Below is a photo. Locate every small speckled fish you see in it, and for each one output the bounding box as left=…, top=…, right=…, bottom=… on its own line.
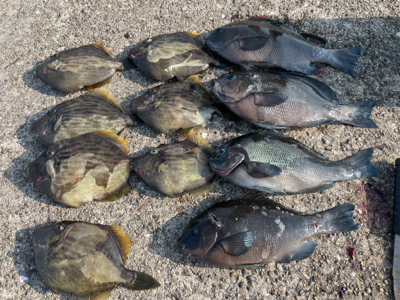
left=36, top=42, right=123, bottom=93
left=132, top=75, right=219, bottom=134
left=209, top=131, right=380, bottom=195
left=24, top=130, right=132, bottom=207
left=206, top=17, right=362, bottom=76
left=33, top=221, right=160, bottom=299
left=211, top=71, right=377, bottom=129
left=129, top=31, right=213, bottom=81
left=31, top=88, right=136, bottom=146
left=179, top=195, right=359, bottom=268
left=131, top=127, right=215, bottom=197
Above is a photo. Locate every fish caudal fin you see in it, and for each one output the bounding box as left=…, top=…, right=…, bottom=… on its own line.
left=340, top=148, right=381, bottom=179
left=316, top=203, right=359, bottom=235
left=336, top=101, right=377, bottom=128
left=327, top=47, right=363, bottom=76
left=126, top=272, right=160, bottom=290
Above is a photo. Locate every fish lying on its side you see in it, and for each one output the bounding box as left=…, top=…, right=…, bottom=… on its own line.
left=206, top=17, right=362, bottom=76
left=209, top=131, right=380, bottom=195
left=36, top=42, right=123, bottom=93
left=211, top=71, right=377, bottom=129
left=179, top=195, right=359, bottom=268
left=31, top=88, right=136, bottom=146
left=33, top=221, right=160, bottom=299
left=24, top=130, right=132, bottom=207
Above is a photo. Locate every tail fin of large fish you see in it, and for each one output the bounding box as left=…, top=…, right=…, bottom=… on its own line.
left=125, top=271, right=160, bottom=290
left=340, top=148, right=381, bottom=179
left=336, top=100, right=377, bottom=128
left=327, top=47, right=363, bottom=76
left=317, top=203, right=359, bottom=235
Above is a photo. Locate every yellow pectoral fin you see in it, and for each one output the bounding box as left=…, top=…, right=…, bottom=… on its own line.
left=108, top=225, right=133, bottom=263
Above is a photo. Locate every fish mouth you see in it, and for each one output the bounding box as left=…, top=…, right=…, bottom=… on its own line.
left=137, top=95, right=156, bottom=110
left=209, top=154, right=245, bottom=176
left=34, top=131, right=46, bottom=137
left=136, top=168, right=149, bottom=175
left=36, top=175, right=46, bottom=185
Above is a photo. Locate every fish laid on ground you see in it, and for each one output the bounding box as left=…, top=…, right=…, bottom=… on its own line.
left=31, top=88, right=136, bottom=146
left=33, top=221, right=160, bottom=299
left=206, top=17, right=363, bottom=76
left=132, top=75, right=219, bottom=134
left=131, top=127, right=215, bottom=197
left=211, top=71, right=377, bottom=129
left=36, top=42, right=123, bottom=93
left=208, top=131, right=380, bottom=195
left=179, top=195, right=359, bottom=268
left=24, top=130, right=132, bottom=207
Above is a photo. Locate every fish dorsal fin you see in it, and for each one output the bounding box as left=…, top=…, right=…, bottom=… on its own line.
left=180, top=125, right=213, bottom=154
left=108, top=225, right=133, bottom=263
left=186, top=75, right=211, bottom=96
left=91, top=87, right=123, bottom=111
left=92, top=41, right=114, bottom=58
left=83, top=288, right=114, bottom=300
left=95, top=130, right=129, bottom=154
left=185, top=31, right=201, bottom=38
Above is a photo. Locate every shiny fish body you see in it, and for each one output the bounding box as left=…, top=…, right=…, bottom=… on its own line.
left=179, top=196, right=359, bottom=268
left=36, top=42, right=123, bottom=93
left=211, top=71, right=377, bottom=129
left=129, top=32, right=212, bottom=81
left=206, top=17, right=362, bottom=76
left=208, top=132, right=380, bottom=195
left=33, top=221, right=160, bottom=298
left=25, top=131, right=132, bottom=207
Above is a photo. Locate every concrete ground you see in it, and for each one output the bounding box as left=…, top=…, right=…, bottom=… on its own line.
left=0, top=0, right=399, bottom=299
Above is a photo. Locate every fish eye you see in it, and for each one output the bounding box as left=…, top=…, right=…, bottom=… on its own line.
left=57, top=225, right=64, bottom=231
left=218, top=149, right=226, bottom=156
left=227, top=74, right=235, bottom=80
left=216, top=28, right=222, bottom=34
left=150, top=149, right=158, bottom=155
left=46, top=149, right=55, bottom=157
left=189, top=228, right=198, bottom=237
left=146, top=38, right=152, bottom=43
left=49, top=108, right=56, bottom=114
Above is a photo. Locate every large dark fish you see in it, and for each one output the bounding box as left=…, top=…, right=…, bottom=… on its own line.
left=179, top=195, right=359, bottom=268
left=208, top=132, right=380, bottom=195
left=33, top=221, right=160, bottom=299
left=36, top=42, right=123, bottom=93
left=206, top=17, right=362, bottom=76
left=211, top=71, right=377, bottom=129
left=31, top=88, right=136, bottom=146
left=132, top=76, right=219, bottom=134
left=24, top=131, right=132, bottom=207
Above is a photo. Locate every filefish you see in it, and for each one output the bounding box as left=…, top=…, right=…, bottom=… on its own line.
left=24, top=130, right=132, bottom=207
left=179, top=195, right=359, bottom=268
left=33, top=221, right=160, bottom=299
left=36, top=42, right=123, bottom=93
left=208, top=131, right=380, bottom=195
left=206, top=17, right=363, bottom=76
left=211, top=71, right=377, bottom=129
left=31, top=88, right=136, bottom=146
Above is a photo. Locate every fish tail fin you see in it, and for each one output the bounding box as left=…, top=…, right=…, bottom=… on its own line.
left=340, top=148, right=381, bottom=179
left=181, top=125, right=213, bottom=154
left=317, top=203, right=359, bottom=235
left=327, top=47, right=362, bottom=76
left=125, top=272, right=160, bottom=290
left=336, top=100, right=377, bottom=128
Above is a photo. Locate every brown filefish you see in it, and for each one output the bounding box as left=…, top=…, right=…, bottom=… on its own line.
left=211, top=71, right=377, bottom=129
left=24, top=130, right=132, bottom=207
left=206, top=17, right=363, bottom=76
left=31, top=88, right=136, bottom=146
left=33, top=221, right=160, bottom=299
left=179, top=195, right=359, bottom=268
left=36, top=42, right=123, bottom=93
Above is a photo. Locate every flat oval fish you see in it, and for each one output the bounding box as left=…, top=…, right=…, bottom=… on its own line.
left=129, top=31, right=212, bottom=81
left=132, top=75, right=219, bottom=134
left=24, top=130, right=132, bottom=207
left=208, top=131, right=381, bottom=195
left=206, top=17, right=363, bottom=76
left=36, top=42, right=123, bottom=93
left=211, top=71, right=377, bottom=129
left=31, top=88, right=136, bottom=146
left=131, top=127, right=215, bottom=197
left=179, top=195, right=359, bottom=268
left=33, top=221, right=160, bottom=299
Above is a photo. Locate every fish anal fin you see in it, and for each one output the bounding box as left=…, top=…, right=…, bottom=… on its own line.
left=253, top=92, right=288, bottom=107
left=95, top=130, right=129, bottom=154
left=298, top=182, right=334, bottom=194
left=97, top=183, right=131, bottom=203
left=86, top=74, right=116, bottom=91
left=108, top=225, right=133, bottom=263
left=220, top=231, right=253, bottom=256
left=239, top=36, right=270, bottom=51
left=188, top=178, right=215, bottom=196
left=245, top=162, right=281, bottom=178
left=91, top=87, right=123, bottom=111
left=92, top=41, right=114, bottom=58
left=82, top=288, right=114, bottom=300
left=277, top=241, right=317, bottom=263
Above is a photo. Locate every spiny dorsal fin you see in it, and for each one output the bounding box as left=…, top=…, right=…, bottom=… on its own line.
left=92, top=41, right=114, bottom=58
left=83, top=288, right=114, bottom=300
left=108, top=225, right=133, bottom=263
left=95, top=129, right=128, bottom=154
left=186, top=75, right=211, bottom=96
left=91, top=87, right=123, bottom=111
left=180, top=125, right=213, bottom=154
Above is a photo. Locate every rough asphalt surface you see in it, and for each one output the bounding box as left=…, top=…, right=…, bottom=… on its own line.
left=1, top=0, right=399, bottom=299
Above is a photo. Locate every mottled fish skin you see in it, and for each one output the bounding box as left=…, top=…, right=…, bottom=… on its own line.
left=206, top=17, right=362, bottom=76
left=36, top=43, right=123, bottom=93
left=33, top=221, right=160, bottom=297
left=208, top=132, right=380, bottom=194
left=129, top=32, right=212, bottom=81
left=24, top=132, right=132, bottom=207
left=31, top=93, right=134, bottom=146
left=211, top=71, right=377, bottom=129
left=132, top=79, right=217, bottom=134
left=179, top=196, right=359, bottom=268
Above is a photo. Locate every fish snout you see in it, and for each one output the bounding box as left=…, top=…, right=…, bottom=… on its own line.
left=208, top=159, right=231, bottom=176
left=23, top=166, right=30, bottom=178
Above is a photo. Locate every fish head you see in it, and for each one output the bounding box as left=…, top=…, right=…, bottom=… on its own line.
left=211, top=72, right=255, bottom=103
left=131, top=86, right=161, bottom=112
left=206, top=27, right=240, bottom=51
left=208, top=145, right=246, bottom=176
left=35, top=56, right=70, bottom=91
left=129, top=39, right=154, bottom=61
left=131, top=145, right=167, bottom=181
left=30, top=107, right=63, bottom=146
